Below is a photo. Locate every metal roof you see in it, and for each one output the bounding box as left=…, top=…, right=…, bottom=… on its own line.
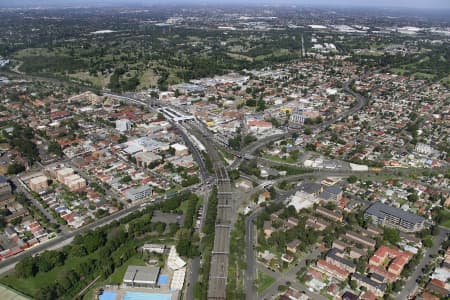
left=365, top=202, right=425, bottom=224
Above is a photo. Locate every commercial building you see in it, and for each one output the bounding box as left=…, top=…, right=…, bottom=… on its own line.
left=116, top=119, right=132, bottom=132
left=119, top=137, right=169, bottom=155
left=365, top=202, right=426, bottom=232
left=125, top=185, right=152, bottom=202
left=142, top=244, right=166, bottom=254
left=415, top=143, right=434, bottom=155
left=247, top=120, right=273, bottom=134
left=288, top=191, right=318, bottom=212
left=123, top=266, right=160, bottom=288
left=135, top=152, right=162, bottom=168
left=29, top=175, right=49, bottom=192
left=170, top=143, right=189, bottom=156
left=64, top=174, right=87, bottom=191
left=319, top=186, right=343, bottom=202
left=56, top=167, right=75, bottom=183
left=289, top=108, right=306, bottom=127
left=54, top=167, right=86, bottom=191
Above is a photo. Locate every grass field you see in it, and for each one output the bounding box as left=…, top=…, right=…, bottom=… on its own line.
left=138, top=69, right=159, bottom=89
left=14, top=48, right=58, bottom=58
left=0, top=254, right=91, bottom=297
left=70, top=72, right=111, bottom=88
left=389, top=68, right=408, bottom=75
left=256, top=271, right=276, bottom=294
left=262, top=153, right=298, bottom=164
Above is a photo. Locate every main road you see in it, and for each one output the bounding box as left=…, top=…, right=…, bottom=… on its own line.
left=229, top=76, right=368, bottom=171
left=0, top=182, right=203, bottom=275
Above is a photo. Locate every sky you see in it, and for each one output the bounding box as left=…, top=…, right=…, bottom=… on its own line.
left=1, top=0, right=450, bottom=10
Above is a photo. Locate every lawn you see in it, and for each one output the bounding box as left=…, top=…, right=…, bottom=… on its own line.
left=389, top=68, right=407, bottom=75
left=70, top=71, right=111, bottom=88
left=256, top=271, right=276, bottom=294
left=0, top=243, right=148, bottom=297
left=439, top=210, right=450, bottom=229
left=0, top=254, right=91, bottom=297
left=263, top=153, right=297, bottom=164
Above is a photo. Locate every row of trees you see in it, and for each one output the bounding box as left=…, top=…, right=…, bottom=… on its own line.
left=3, top=124, right=40, bottom=165
left=176, top=193, right=200, bottom=257
left=13, top=192, right=203, bottom=299
left=194, top=188, right=218, bottom=300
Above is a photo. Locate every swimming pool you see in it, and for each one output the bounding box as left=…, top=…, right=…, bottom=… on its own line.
left=98, top=291, right=117, bottom=300
left=123, top=292, right=172, bottom=300
left=158, top=275, right=169, bottom=285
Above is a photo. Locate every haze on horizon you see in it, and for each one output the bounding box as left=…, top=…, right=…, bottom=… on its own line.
left=2, top=0, right=450, bottom=10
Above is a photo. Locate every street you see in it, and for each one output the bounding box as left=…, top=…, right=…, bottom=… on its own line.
left=397, top=227, right=449, bottom=299
left=257, top=248, right=326, bottom=300
left=245, top=208, right=262, bottom=300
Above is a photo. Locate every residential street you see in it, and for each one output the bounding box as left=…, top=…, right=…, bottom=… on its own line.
left=257, top=247, right=326, bottom=300
left=245, top=208, right=262, bottom=300
left=397, top=227, right=449, bottom=299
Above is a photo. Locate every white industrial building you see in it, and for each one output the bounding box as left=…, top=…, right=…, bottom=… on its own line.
left=116, top=119, right=132, bottom=133
left=123, top=266, right=161, bottom=288
left=288, top=191, right=319, bottom=212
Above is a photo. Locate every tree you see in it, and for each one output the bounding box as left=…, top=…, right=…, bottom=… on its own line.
left=407, top=192, right=419, bottom=202
left=347, top=175, right=358, bottom=183
left=35, top=285, right=57, bottom=300
left=349, top=279, right=357, bottom=290
left=228, top=170, right=240, bottom=181
left=383, top=227, right=400, bottom=245
left=305, top=143, right=316, bottom=151
left=48, top=141, right=63, bottom=157
left=243, top=134, right=257, bottom=145
left=70, top=244, right=88, bottom=257
left=423, top=236, right=433, bottom=248
left=228, top=135, right=241, bottom=151
left=15, top=256, right=37, bottom=278
left=120, top=175, right=132, bottom=184
left=290, top=150, right=300, bottom=161
left=118, top=134, right=128, bottom=143
left=7, top=163, right=25, bottom=175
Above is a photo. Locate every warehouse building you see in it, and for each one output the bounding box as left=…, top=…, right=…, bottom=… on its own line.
left=123, top=266, right=161, bottom=288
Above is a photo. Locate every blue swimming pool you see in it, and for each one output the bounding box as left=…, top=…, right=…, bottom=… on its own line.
left=99, top=291, right=117, bottom=300
left=123, top=292, right=172, bottom=300
left=158, top=275, right=169, bottom=285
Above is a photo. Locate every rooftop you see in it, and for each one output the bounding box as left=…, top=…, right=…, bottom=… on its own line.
left=123, top=265, right=160, bottom=285
left=365, top=201, right=425, bottom=224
